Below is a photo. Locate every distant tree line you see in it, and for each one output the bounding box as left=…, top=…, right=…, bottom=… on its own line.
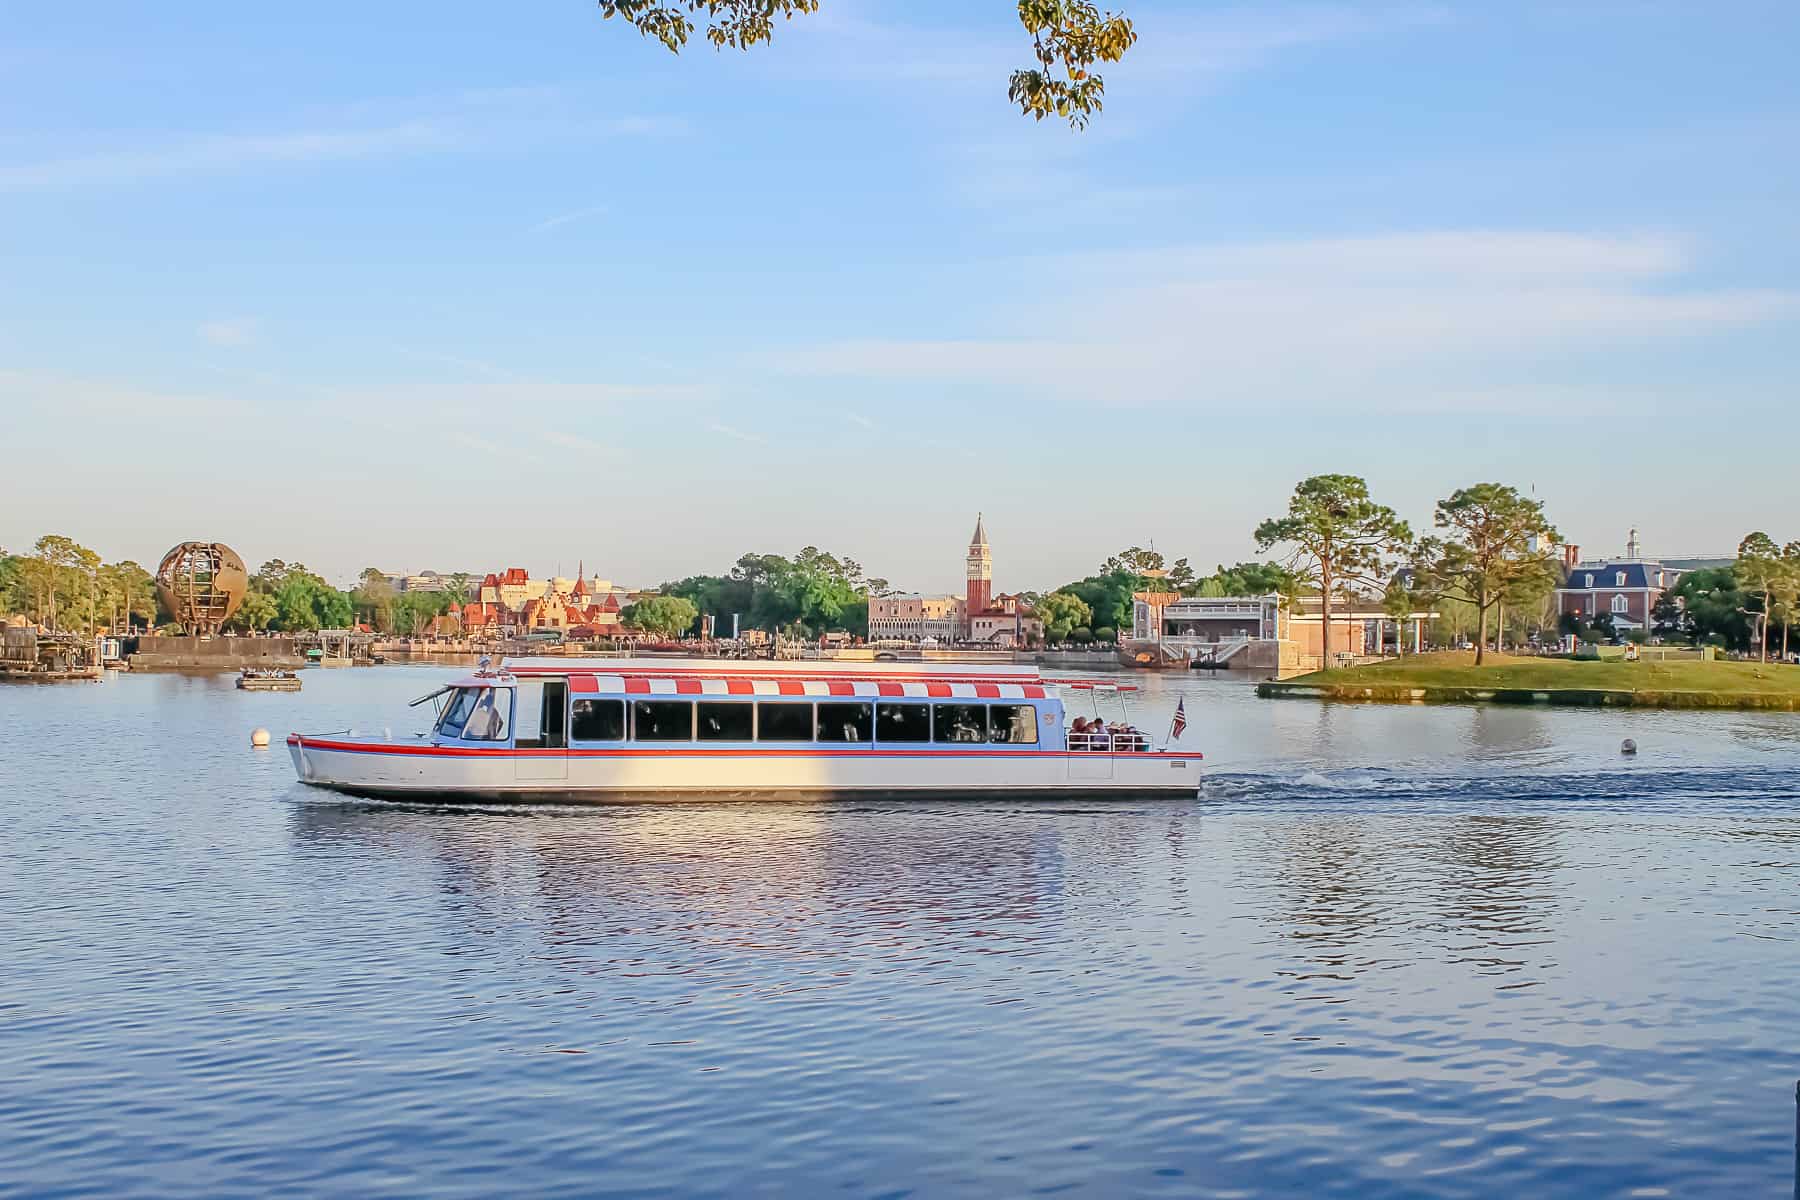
left=0, top=535, right=156, bottom=634
left=657, top=548, right=874, bottom=639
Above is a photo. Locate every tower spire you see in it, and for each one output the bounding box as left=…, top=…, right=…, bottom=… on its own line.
left=965, top=512, right=993, bottom=627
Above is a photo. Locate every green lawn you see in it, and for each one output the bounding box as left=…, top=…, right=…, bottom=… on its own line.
left=1291, top=651, right=1800, bottom=697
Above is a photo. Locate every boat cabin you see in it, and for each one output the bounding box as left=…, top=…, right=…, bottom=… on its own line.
left=421, top=658, right=1071, bottom=752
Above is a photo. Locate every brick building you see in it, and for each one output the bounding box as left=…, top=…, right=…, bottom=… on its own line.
left=1554, top=531, right=1685, bottom=635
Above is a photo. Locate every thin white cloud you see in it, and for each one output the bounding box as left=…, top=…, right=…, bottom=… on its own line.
left=0, top=122, right=453, bottom=191
left=528, top=205, right=608, bottom=234
left=757, top=231, right=1797, bottom=413
left=843, top=413, right=877, bottom=430
left=447, top=431, right=542, bottom=464
left=707, top=422, right=766, bottom=445
left=0, top=369, right=241, bottom=423
left=543, top=430, right=621, bottom=457
left=197, top=317, right=259, bottom=347
left=0, top=88, right=683, bottom=192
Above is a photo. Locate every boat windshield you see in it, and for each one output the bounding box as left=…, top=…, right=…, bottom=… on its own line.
left=459, top=687, right=510, bottom=741
left=437, top=688, right=479, bottom=737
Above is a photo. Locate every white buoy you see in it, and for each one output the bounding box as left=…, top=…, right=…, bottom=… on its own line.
left=1620, top=738, right=1637, bottom=756
left=251, top=727, right=271, bottom=748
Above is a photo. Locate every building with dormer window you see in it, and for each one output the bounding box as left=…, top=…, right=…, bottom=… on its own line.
left=1554, top=530, right=1686, bottom=634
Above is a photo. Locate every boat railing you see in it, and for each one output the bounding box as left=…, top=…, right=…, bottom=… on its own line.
left=1067, top=730, right=1153, bottom=754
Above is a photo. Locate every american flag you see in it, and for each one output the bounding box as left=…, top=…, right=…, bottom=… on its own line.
left=1169, top=697, right=1187, bottom=741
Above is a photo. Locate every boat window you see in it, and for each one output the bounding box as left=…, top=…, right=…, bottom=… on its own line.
left=817, top=702, right=873, bottom=743
left=461, top=688, right=511, bottom=741
left=437, top=688, right=479, bottom=737
left=757, top=702, right=814, bottom=742
left=876, top=702, right=931, bottom=742
left=698, top=701, right=754, bottom=741
left=513, top=680, right=545, bottom=747
left=988, top=704, right=1038, bottom=745
left=571, top=698, right=625, bottom=741
left=633, top=700, right=693, bottom=741
left=933, top=703, right=987, bottom=744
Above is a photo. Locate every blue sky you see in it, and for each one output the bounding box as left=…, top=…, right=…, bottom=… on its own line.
left=3, top=1, right=1796, bottom=591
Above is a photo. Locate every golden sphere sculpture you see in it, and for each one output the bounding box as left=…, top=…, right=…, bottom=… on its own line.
left=155, top=542, right=248, bottom=634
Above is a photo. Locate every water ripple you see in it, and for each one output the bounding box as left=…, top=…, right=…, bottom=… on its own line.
left=1, top=669, right=1797, bottom=1196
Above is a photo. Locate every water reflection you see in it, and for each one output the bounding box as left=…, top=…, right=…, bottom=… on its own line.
left=288, top=800, right=1080, bottom=965
left=9, top=668, right=1800, bottom=1197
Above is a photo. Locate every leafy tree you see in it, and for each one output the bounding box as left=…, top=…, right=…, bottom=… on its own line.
left=1092, top=624, right=1116, bottom=643
left=1165, top=558, right=1195, bottom=591
left=1048, top=545, right=1183, bottom=633
left=99, top=560, right=157, bottom=632
left=1737, top=532, right=1782, bottom=662
left=1069, top=625, right=1094, bottom=645
left=1255, top=475, right=1412, bottom=668
left=351, top=571, right=397, bottom=634
left=1410, top=484, right=1558, bottom=666
left=445, top=572, right=474, bottom=605
left=1193, top=561, right=1295, bottom=597
left=1650, top=590, right=1685, bottom=641
left=392, top=589, right=453, bottom=637
left=623, top=594, right=700, bottom=639
left=1103, top=546, right=1164, bottom=576
left=273, top=572, right=353, bottom=632
left=1777, top=541, right=1800, bottom=661
left=236, top=590, right=278, bottom=632
left=1049, top=570, right=1137, bottom=632
left=1037, top=590, right=1092, bottom=641
left=599, top=0, right=1138, bottom=130
left=665, top=546, right=868, bottom=635
left=29, top=534, right=100, bottom=632
left=1666, top=567, right=1751, bottom=650
left=0, top=554, right=24, bottom=617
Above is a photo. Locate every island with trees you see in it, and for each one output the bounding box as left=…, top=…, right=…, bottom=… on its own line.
left=1251, top=475, right=1800, bottom=710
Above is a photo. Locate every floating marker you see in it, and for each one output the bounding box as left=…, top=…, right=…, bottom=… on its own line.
left=1621, top=738, right=1637, bottom=755
left=251, top=728, right=271, bottom=748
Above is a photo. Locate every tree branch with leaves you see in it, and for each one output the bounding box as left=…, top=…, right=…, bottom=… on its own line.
left=598, top=0, right=1137, bottom=129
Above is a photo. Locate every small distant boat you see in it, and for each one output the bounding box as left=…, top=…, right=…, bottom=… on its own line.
left=238, top=668, right=302, bottom=692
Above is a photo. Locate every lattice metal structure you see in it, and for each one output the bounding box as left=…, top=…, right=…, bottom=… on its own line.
left=154, top=542, right=248, bottom=634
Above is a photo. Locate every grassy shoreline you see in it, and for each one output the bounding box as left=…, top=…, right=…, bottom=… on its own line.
left=1257, top=652, right=1800, bottom=710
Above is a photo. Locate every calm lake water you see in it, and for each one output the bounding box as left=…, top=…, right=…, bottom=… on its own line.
left=4, top=666, right=1799, bottom=1198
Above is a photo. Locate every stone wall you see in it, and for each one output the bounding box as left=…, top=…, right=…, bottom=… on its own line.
left=129, top=635, right=308, bottom=671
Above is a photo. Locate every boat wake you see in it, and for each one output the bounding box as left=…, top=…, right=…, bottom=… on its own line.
left=1203, top=763, right=1800, bottom=815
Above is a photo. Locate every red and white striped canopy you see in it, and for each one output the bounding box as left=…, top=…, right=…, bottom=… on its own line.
left=565, top=675, right=1047, bottom=699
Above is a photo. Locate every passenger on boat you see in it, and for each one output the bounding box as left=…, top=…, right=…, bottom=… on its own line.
left=464, top=689, right=509, bottom=740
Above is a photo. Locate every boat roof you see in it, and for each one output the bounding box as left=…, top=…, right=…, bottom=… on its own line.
left=500, top=656, right=1045, bottom=682
left=433, top=659, right=1133, bottom=700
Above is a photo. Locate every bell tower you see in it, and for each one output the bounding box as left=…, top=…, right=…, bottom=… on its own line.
left=965, top=513, right=992, bottom=620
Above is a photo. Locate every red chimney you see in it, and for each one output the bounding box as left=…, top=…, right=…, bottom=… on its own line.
left=1563, top=544, right=1581, bottom=569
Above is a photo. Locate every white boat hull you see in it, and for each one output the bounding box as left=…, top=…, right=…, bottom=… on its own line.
left=287, top=736, right=1202, bottom=802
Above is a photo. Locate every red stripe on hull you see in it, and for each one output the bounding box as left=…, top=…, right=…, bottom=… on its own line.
left=288, top=735, right=1199, bottom=762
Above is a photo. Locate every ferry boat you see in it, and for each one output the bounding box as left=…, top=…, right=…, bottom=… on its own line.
left=286, top=658, right=1201, bottom=802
